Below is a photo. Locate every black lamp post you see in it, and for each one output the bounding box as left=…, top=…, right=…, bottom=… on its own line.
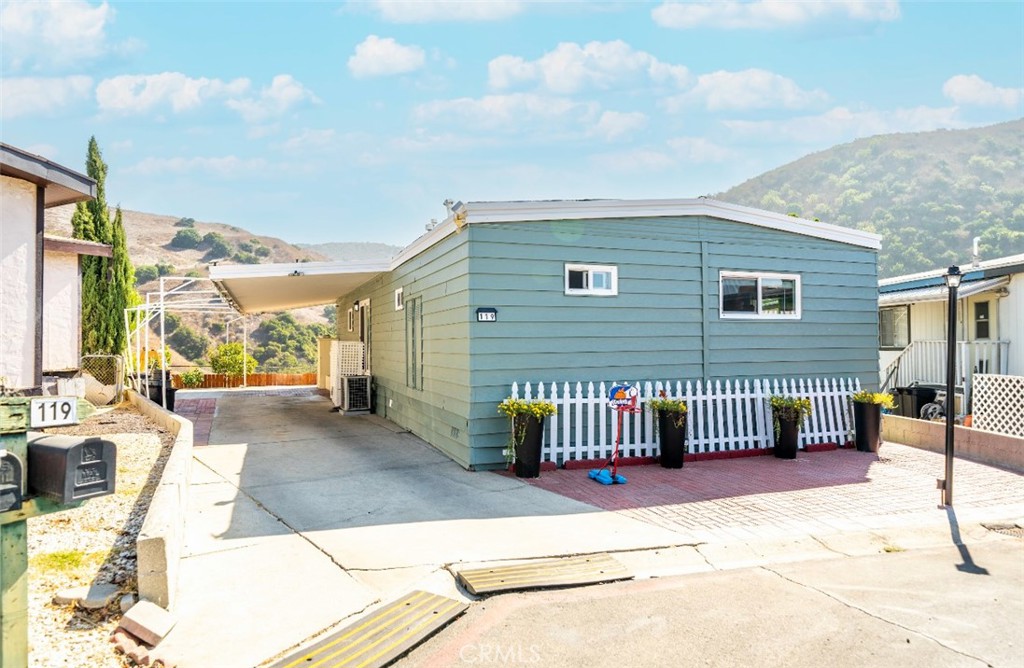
left=942, top=265, right=962, bottom=506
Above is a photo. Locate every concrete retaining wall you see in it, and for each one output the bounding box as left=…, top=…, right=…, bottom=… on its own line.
left=128, top=390, right=193, bottom=610
left=883, top=414, right=1024, bottom=474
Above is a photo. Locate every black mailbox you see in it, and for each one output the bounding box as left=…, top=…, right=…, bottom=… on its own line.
left=0, top=450, right=24, bottom=512
left=26, top=433, right=116, bottom=504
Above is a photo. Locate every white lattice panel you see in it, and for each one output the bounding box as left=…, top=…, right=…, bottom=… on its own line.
left=972, top=374, right=1024, bottom=437
left=331, top=341, right=364, bottom=376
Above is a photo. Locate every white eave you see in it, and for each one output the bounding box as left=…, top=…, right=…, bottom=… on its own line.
left=461, top=198, right=882, bottom=250
left=210, top=260, right=390, bottom=314
left=879, top=276, right=1010, bottom=307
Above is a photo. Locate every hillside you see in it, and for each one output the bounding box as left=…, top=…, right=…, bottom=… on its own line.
left=44, top=206, right=336, bottom=371
left=718, top=119, right=1024, bottom=277
left=298, top=241, right=403, bottom=262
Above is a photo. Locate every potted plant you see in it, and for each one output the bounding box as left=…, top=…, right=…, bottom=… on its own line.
left=647, top=392, right=688, bottom=468
left=851, top=390, right=894, bottom=453
left=498, top=398, right=557, bottom=478
left=769, top=395, right=812, bottom=459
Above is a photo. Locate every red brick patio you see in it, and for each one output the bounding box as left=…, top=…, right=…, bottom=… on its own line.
left=510, top=445, right=1024, bottom=541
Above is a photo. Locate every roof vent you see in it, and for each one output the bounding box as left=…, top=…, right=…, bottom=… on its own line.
left=972, top=236, right=981, bottom=268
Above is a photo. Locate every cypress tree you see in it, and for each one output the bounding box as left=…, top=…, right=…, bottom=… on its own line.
left=71, top=137, right=138, bottom=354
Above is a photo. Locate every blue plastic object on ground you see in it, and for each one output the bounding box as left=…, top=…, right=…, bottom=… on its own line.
left=588, top=468, right=627, bottom=485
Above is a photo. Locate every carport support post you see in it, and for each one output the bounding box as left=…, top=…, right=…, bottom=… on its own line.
left=942, top=266, right=961, bottom=507
left=243, top=317, right=248, bottom=387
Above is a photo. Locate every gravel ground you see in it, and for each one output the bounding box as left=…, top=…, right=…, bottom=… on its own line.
left=26, top=403, right=176, bottom=668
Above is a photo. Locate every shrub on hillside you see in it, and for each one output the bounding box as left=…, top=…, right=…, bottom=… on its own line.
left=170, top=228, right=201, bottom=249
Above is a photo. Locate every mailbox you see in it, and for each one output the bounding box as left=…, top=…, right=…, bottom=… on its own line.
left=0, top=450, right=24, bottom=512
left=26, top=432, right=116, bottom=504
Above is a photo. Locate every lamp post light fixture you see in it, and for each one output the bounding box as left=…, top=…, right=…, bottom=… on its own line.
left=942, top=265, right=962, bottom=506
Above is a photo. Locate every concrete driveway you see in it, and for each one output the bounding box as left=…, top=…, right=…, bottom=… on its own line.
left=159, top=389, right=685, bottom=668
left=158, top=388, right=1024, bottom=668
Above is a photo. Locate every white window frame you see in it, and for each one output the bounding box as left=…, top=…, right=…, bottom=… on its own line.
left=719, top=271, right=801, bottom=320
left=346, top=308, right=354, bottom=332
left=395, top=287, right=404, bottom=311
left=564, top=263, right=618, bottom=297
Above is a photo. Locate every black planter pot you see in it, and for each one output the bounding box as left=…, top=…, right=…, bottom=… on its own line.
left=657, top=412, right=687, bottom=468
left=774, top=415, right=799, bottom=459
left=512, top=415, right=545, bottom=478
left=147, top=381, right=177, bottom=412
left=854, top=402, right=882, bottom=453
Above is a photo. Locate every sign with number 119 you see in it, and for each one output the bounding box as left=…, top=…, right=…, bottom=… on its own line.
left=29, top=398, right=78, bottom=428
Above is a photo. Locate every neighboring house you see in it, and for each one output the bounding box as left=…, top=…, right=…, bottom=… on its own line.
left=212, top=198, right=882, bottom=470
left=42, top=235, right=113, bottom=375
left=1, top=144, right=96, bottom=392
left=878, top=253, right=1024, bottom=410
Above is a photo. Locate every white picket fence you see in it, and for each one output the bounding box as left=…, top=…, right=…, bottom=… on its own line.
left=509, top=377, right=863, bottom=466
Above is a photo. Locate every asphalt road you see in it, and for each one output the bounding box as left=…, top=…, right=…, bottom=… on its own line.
left=399, top=537, right=1024, bottom=668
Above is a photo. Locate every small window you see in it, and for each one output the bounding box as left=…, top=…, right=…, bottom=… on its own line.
left=974, top=301, right=990, bottom=339
left=879, top=306, right=909, bottom=349
left=346, top=308, right=354, bottom=332
left=564, top=264, right=618, bottom=296
left=395, top=287, right=404, bottom=311
left=720, top=271, right=800, bottom=319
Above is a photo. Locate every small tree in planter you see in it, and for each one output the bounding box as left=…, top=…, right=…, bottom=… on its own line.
left=498, top=398, right=557, bottom=478
left=180, top=368, right=206, bottom=389
left=769, top=395, right=812, bottom=459
left=851, top=390, right=894, bottom=453
left=647, top=392, right=688, bottom=468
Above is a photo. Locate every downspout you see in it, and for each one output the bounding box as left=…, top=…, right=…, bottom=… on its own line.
left=34, top=186, right=45, bottom=392
left=700, top=241, right=711, bottom=380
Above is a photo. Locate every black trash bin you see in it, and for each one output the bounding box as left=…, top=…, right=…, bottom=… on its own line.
left=893, top=387, right=911, bottom=417
left=904, top=385, right=938, bottom=419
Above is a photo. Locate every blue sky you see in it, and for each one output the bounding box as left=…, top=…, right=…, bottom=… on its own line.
left=2, top=1, right=1022, bottom=246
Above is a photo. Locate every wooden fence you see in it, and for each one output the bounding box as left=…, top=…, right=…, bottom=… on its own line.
left=171, top=372, right=317, bottom=389
left=510, top=377, right=862, bottom=466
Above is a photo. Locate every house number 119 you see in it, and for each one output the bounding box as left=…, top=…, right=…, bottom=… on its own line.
left=30, top=398, right=77, bottom=428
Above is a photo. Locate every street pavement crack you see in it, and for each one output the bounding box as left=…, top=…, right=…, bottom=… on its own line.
left=762, top=566, right=993, bottom=665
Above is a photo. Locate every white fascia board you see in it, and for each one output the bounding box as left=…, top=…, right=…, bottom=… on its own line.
left=388, top=216, right=458, bottom=270
left=879, top=252, right=1024, bottom=287
left=209, top=259, right=391, bottom=280
left=461, top=198, right=882, bottom=250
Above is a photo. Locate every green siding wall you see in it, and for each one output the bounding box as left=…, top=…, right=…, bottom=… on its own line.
left=466, top=216, right=878, bottom=468
left=337, top=231, right=473, bottom=468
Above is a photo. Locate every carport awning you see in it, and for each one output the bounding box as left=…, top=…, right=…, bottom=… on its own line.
left=209, top=260, right=389, bottom=314
left=879, top=276, right=1009, bottom=307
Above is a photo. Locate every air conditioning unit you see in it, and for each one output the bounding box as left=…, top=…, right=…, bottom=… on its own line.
left=339, top=375, right=371, bottom=414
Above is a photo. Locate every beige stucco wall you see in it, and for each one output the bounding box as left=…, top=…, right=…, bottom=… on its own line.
left=883, top=413, right=1024, bottom=473
left=1, top=175, right=38, bottom=389
left=42, top=250, right=81, bottom=371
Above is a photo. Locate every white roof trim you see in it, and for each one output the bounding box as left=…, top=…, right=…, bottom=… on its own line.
left=209, top=259, right=390, bottom=280
left=880, top=253, right=1024, bottom=287
left=460, top=198, right=882, bottom=250
left=879, top=276, right=1009, bottom=307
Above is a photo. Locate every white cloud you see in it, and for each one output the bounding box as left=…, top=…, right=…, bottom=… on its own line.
left=96, top=72, right=249, bottom=114
left=722, top=105, right=964, bottom=144
left=95, top=72, right=316, bottom=122
left=414, top=93, right=598, bottom=131
left=363, top=0, right=523, bottom=23
left=1, top=0, right=141, bottom=71
left=225, top=74, right=319, bottom=123
left=591, top=149, right=676, bottom=173
left=0, top=75, right=92, bottom=119
left=590, top=111, right=648, bottom=141
left=668, top=137, right=735, bottom=163
left=652, top=0, right=900, bottom=30
left=348, top=35, right=426, bottom=78
left=665, top=68, right=828, bottom=111
left=489, top=40, right=689, bottom=93
left=277, top=128, right=338, bottom=153
left=125, top=155, right=269, bottom=177
left=942, top=74, right=1023, bottom=109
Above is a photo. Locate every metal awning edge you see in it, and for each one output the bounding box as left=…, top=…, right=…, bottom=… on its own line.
left=879, top=276, right=1009, bottom=307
